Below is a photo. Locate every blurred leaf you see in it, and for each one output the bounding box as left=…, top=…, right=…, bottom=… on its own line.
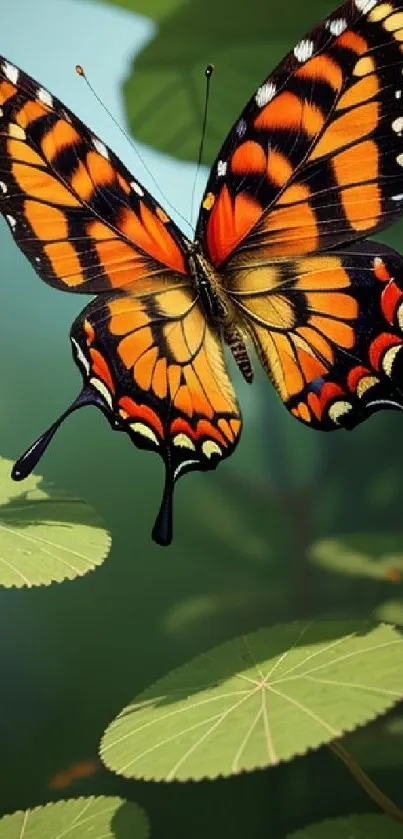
left=97, top=0, right=185, bottom=20
left=123, top=0, right=335, bottom=164
left=375, top=598, right=403, bottom=625
left=100, top=621, right=403, bottom=781
left=310, top=533, right=403, bottom=582
left=347, top=709, right=403, bottom=770
left=286, top=814, right=403, bottom=838
left=0, top=797, right=149, bottom=839
left=0, top=456, right=110, bottom=587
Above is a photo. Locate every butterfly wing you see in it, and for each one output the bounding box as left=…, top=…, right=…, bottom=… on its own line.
left=196, top=0, right=403, bottom=265
left=14, top=275, right=242, bottom=544
left=224, top=241, right=403, bottom=429
left=0, top=57, right=188, bottom=292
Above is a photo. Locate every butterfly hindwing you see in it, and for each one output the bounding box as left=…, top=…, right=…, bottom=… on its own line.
left=197, top=0, right=403, bottom=265
left=224, top=241, right=403, bottom=430
left=14, top=275, right=242, bottom=544
left=0, top=57, right=188, bottom=293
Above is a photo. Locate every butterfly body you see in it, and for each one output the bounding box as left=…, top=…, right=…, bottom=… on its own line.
left=4, top=0, right=403, bottom=543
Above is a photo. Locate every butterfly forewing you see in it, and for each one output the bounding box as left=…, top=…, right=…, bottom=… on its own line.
left=197, top=0, right=403, bottom=265
left=0, top=57, right=188, bottom=293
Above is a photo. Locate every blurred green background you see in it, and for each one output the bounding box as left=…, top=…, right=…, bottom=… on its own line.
left=1, top=0, right=403, bottom=836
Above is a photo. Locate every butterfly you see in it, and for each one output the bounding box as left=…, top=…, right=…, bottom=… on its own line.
left=2, top=0, right=403, bottom=545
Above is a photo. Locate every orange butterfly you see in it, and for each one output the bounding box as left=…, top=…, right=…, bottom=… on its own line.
left=2, top=0, right=403, bottom=544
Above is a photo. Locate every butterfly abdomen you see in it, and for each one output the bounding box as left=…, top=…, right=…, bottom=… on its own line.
left=224, top=324, right=254, bottom=383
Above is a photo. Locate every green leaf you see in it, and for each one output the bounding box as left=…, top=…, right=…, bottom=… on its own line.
left=286, top=814, right=403, bottom=838
left=0, top=797, right=149, bottom=839
left=96, top=0, right=186, bottom=21
left=0, top=456, right=110, bottom=587
left=375, top=599, right=403, bottom=626
left=310, top=533, right=403, bottom=581
left=123, top=0, right=335, bottom=164
left=100, top=621, right=403, bottom=781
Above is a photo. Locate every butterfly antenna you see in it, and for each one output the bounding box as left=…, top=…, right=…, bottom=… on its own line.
left=190, top=64, right=214, bottom=229
left=75, top=64, right=192, bottom=233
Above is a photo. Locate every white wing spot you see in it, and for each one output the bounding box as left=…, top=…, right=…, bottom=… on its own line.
left=396, top=153, right=403, bottom=166
left=92, top=137, right=109, bottom=159
left=396, top=90, right=403, bottom=99
left=326, top=18, right=348, bottom=36
left=37, top=87, right=53, bottom=108
left=354, top=0, right=377, bottom=12
left=255, top=82, right=276, bottom=108
left=0, top=181, right=8, bottom=194
left=174, top=459, right=199, bottom=480
left=131, top=180, right=144, bottom=197
left=392, top=192, right=403, bottom=201
left=71, top=337, right=90, bottom=376
left=217, top=160, right=227, bottom=177
left=236, top=119, right=247, bottom=138
left=2, top=61, right=19, bottom=85
left=6, top=214, right=16, bottom=230
left=294, top=39, right=315, bottom=63
left=392, top=116, right=403, bottom=135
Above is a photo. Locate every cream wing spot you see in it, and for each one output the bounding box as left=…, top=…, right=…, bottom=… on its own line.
left=382, top=345, right=402, bottom=376
left=173, top=433, right=196, bottom=450
left=8, top=123, right=26, bottom=140
left=0, top=181, right=8, bottom=194
left=357, top=376, right=378, bottom=398
left=202, top=440, right=222, bottom=459
left=392, top=117, right=403, bottom=135
left=328, top=401, right=353, bottom=425
left=217, top=160, right=227, bottom=178
left=130, top=422, right=159, bottom=446
left=89, top=377, right=113, bottom=409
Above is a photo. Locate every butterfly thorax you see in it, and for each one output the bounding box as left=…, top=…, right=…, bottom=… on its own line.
left=188, top=243, right=254, bottom=383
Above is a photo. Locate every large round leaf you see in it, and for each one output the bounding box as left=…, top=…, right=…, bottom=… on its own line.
left=100, top=621, right=403, bottom=781
left=310, top=534, right=403, bottom=582
left=122, top=0, right=335, bottom=164
left=286, top=814, right=403, bottom=838
left=0, top=457, right=110, bottom=587
left=0, top=797, right=149, bottom=839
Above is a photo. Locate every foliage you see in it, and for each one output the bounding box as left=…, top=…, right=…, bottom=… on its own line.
left=0, top=798, right=149, bottom=839
left=100, top=621, right=403, bottom=781
left=2, top=0, right=403, bottom=837
left=120, top=0, right=336, bottom=165
left=0, top=457, right=110, bottom=587
left=286, top=814, right=403, bottom=838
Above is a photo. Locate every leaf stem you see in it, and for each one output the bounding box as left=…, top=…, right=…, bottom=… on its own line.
left=328, top=739, right=403, bottom=823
